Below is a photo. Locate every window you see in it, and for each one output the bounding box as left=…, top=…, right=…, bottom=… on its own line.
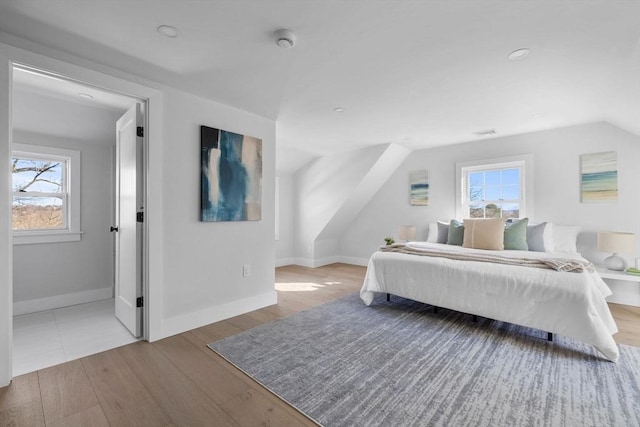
left=12, top=143, right=81, bottom=244
left=456, top=154, right=533, bottom=220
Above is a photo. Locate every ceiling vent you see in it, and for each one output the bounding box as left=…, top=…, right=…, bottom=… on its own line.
left=473, top=129, right=497, bottom=136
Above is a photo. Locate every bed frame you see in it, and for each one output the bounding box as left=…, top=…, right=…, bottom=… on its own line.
left=385, top=292, right=554, bottom=341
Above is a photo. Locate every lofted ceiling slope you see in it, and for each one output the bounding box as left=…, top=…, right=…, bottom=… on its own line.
left=1, top=0, right=638, bottom=171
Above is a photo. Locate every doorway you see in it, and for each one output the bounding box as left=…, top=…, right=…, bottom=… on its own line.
left=10, top=66, right=145, bottom=376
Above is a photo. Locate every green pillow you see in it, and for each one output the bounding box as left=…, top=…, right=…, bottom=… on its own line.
left=447, top=219, right=464, bottom=245
left=504, top=217, right=529, bottom=250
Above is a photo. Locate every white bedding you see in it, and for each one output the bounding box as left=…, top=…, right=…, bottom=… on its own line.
left=360, top=242, right=619, bottom=362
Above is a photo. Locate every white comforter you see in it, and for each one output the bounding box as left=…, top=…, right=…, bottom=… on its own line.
left=360, top=242, right=619, bottom=362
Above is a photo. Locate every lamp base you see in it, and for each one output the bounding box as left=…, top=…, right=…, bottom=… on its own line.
left=604, top=253, right=628, bottom=271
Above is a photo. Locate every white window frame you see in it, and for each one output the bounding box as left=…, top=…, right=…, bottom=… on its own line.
left=455, top=154, right=533, bottom=220
left=12, top=143, right=81, bottom=244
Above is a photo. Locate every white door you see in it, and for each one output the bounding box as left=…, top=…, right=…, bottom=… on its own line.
left=113, top=103, right=143, bottom=337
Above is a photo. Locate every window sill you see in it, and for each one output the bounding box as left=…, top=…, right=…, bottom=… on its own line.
left=13, top=231, right=83, bottom=245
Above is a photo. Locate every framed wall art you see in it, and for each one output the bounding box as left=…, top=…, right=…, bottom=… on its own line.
left=410, top=170, right=429, bottom=206
left=580, top=151, right=617, bottom=203
left=201, top=125, right=262, bottom=221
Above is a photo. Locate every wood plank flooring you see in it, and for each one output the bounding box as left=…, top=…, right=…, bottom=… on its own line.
left=1, top=263, right=638, bottom=426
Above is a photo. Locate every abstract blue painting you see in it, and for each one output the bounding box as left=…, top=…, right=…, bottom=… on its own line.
left=580, top=151, right=617, bottom=203
left=201, top=126, right=262, bottom=221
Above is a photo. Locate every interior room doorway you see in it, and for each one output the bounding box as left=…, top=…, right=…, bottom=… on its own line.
left=10, top=65, right=146, bottom=375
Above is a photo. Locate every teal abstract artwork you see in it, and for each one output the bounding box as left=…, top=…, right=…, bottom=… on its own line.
left=201, top=126, right=262, bottom=221
left=580, top=151, right=617, bottom=203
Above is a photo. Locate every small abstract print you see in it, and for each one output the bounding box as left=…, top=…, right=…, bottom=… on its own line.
left=201, top=126, right=262, bottom=221
left=580, top=151, right=617, bottom=203
left=410, top=170, right=429, bottom=206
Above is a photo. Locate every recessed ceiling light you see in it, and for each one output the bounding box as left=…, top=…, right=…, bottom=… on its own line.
left=78, top=92, right=94, bottom=99
left=157, top=25, right=179, bottom=38
left=508, top=48, right=531, bottom=60
left=333, top=107, right=345, bottom=113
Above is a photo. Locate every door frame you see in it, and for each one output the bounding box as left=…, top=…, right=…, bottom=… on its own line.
left=0, top=42, right=165, bottom=386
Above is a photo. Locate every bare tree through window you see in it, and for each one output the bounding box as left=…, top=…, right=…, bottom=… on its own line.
left=12, top=157, right=65, bottom=230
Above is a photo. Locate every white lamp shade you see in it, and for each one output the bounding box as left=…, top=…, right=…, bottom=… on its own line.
left=597, top=232, right=636, bottom=254
left=398, top=225, right=417, bottom=241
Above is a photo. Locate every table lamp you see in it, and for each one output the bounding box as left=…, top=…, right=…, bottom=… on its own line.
left=597, top=231, right=636, bottom=271
left=398, top=225, right=417, bottom=242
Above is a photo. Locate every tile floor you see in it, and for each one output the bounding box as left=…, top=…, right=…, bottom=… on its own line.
left=12, top=298, right=139, bottom=376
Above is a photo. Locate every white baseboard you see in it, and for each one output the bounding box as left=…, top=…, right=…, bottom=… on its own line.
left=275, top=257, right=295, bottom=267
left=14, top=286, right=113, bottom=315
left=294, top=256, right=342, bottom=268
left=289, top=256, right=370, bottom=268
left=159, top=290, right=278, bottom=340
left=338, top=256, right=370, bottom=267
left=312, top=256, right=341, bottom=267
left=292, top=257, right=314, bottom=268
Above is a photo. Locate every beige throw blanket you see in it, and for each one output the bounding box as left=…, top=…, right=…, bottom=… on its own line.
left=379, top=244, right=594, bottom=273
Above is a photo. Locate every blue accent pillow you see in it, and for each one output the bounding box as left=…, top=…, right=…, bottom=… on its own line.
left=437, top=221, right=450, bottom=244
left=504, top=217, right=529, bottom=250
left=526, top=222, right=549, bottom=252
left=447, top=219, right=464, bottom=245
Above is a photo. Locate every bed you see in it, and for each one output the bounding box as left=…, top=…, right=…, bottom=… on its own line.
left=360, top=242, right=619, bottom=362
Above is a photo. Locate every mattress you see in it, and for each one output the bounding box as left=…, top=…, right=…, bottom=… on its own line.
left=360, top=242, right=619, bottom=362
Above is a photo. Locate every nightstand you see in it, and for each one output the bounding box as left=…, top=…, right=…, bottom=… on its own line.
left=596, top=266, right=640, bottom=307
left=596, top=267, right=640, bottom=282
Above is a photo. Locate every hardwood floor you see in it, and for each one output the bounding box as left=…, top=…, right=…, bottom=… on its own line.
left=1, top=263, right=638, bottom=426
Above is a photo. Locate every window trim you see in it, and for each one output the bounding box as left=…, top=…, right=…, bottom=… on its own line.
left=455, top=154, right=533, bottom=220
left=12, top=143, right=82, bottom=245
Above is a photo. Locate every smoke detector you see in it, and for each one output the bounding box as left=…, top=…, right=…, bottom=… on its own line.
left=274, top=29, right=296, bottom=48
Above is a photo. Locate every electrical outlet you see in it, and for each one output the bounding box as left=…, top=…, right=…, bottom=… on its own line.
left=243, top=264, right=251, bottom=277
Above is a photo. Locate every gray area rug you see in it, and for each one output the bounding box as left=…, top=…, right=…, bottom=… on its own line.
left=209, top=293, right=640, bottom=427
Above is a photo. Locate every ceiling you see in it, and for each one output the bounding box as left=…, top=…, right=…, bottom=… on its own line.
left=12, top=68, right=132, bottom=144
left=13, top=67, right=136, bottom=113
left=1, top=1, right=639, bottom=172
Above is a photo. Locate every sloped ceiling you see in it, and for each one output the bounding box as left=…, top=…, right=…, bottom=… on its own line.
left=1, top=1, right=638, bottom=171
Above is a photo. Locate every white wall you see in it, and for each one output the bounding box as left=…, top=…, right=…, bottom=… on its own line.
left=0, top=40, right=277, bottom=384
left=275, top=171, right=295, bottom=266
left=12, top=131, right=114, bottom=313
left=292, top=143, right=410, bottom=266
left=157, top=87, right=276, bottom=335
left=293, top=144, right=388, bottom=260
left=339, top=122, right=640, bottom=269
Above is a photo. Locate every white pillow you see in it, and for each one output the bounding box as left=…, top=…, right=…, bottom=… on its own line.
left=427, top=222, right=438, bottom=243
left=551, top=224, right=581, bottom=253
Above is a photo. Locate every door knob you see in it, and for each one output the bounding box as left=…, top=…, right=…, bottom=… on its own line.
left=110, top=226, right=119, bottom=232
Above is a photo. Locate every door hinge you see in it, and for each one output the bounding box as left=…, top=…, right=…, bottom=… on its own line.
left=137, top=126, right=144, bottom=137
left=137, top=212, right=144, bottom=223
left=136, top=296, right=144, bottom=308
